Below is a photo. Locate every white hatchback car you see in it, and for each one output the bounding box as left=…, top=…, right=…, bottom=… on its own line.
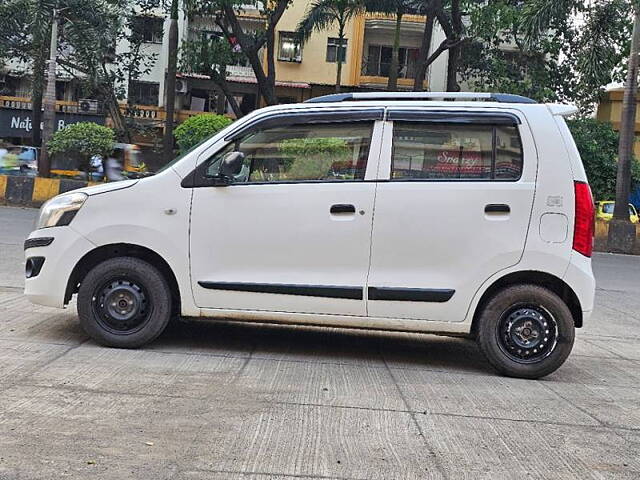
left=25, top=92, right=595, bottom=379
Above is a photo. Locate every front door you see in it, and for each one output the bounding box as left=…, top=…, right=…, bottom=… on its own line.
left=367, top=109, right=537, bottom=322
left=190, top=113, right=382, bottom=316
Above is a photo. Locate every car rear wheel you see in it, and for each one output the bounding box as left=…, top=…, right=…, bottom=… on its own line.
left=476, top=284, right=575, bottom=379
left=77, top=257, right=172, bottom=348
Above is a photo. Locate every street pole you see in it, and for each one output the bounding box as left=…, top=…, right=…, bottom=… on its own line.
left=39, top=9, right=59, bottom=178
left=607, top=6, right=640, bottom=253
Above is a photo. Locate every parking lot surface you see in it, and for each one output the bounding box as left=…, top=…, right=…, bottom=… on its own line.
left=1, top=206, right=639, bottom=479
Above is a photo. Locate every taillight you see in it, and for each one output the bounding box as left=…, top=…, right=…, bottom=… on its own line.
left=573, top=181, right=594, bottom=257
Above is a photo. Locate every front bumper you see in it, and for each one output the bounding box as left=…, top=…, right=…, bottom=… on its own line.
left=24, top=226, right=96, bottom=308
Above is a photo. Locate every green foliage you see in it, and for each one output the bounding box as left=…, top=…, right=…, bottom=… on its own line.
left=279, top=137, right=350, bottom=180
left=567, top=118, right=640, bottom=201
left=174, top=114, right=234, bottom=153
left=48, top=122, right=116, bottom=170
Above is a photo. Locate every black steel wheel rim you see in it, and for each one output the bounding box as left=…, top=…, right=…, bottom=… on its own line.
left=496, top=304, right=558, bottom=364
left=91, top=277, right=151, bottom=335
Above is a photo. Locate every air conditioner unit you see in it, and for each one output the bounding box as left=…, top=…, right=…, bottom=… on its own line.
left=79, top=99, right=99, bottom=114
left=176, top=79, right=188, bottom=94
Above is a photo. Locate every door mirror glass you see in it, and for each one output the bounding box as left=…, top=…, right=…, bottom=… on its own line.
left=219, top=151, right=245, bottom=178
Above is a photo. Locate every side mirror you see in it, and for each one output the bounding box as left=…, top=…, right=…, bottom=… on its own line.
left=219, top=151, right=245, bottom=178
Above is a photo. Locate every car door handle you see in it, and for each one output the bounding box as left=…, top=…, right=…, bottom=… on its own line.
left=485, top=204, right=510, bottom=213
left=330, top=204, right=356, bottom=214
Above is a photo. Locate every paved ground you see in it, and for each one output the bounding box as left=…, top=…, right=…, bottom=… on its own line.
left=1, top=205, right=639, bottom=479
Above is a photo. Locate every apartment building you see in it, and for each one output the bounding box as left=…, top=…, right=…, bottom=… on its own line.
left=0, top=0, right=450, bottom=145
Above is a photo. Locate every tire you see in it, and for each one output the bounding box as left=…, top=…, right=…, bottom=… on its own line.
left=475, top=284, right=575, bottom=379
left=77, top=257, right=172, bottom=348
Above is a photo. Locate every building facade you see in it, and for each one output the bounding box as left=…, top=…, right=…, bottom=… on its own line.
left=0, top=0, right=451, bottom=148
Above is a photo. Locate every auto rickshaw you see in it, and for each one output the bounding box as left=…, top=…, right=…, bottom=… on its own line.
left=50, top=143, right=148, bottom=180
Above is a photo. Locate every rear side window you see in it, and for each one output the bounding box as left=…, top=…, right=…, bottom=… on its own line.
left=391, top=122, right=523, bottom=181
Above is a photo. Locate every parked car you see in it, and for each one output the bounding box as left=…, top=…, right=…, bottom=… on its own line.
left=595, top=201, right=639, bottom=223
left=24, top=92, right=595, bottom=379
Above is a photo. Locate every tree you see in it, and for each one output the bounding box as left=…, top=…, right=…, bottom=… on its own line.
left=520, top=0, right=634, bottom=111
left=411, top=0, right=464, bottom=92
left=56, top=1, right=159, bottom=142
left=364, top=0, right=417, bottom=90
left=180, top=34, right=244, bottom=118
left=297, top=0, right=364, bottom=93
left=610, top=5, right=640, bottom=252
left=174, top=113, right=233, bottom=153
left=48, top=122, right=116, bottom=172
left=567, top=118, right=640, bottom=202
left=190, top=0, right=292, bottom=106
left=163, top=0, right=179, bottom=163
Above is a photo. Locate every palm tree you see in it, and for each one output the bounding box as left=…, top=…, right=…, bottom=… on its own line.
left=297, top=0, right=365, bottom=93
left=364, top=0, right=415, bottom=91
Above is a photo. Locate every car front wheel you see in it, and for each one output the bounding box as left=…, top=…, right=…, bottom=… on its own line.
left=476, top=284, right=575, bottom=379
left=77, top=257, right=172, bottom=348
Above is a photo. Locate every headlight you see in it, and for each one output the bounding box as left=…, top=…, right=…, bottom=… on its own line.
left=36, top=192, right=88, bottom=229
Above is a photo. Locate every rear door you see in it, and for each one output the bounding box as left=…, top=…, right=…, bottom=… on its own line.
left=366, top=108, right=537, bottom=322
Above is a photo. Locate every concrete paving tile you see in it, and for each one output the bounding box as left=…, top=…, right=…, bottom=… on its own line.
left=0, top=309, right=87, bottom=346
left=233, top=357, right=405, bottom=411
left=0, top=339, right=75, bottom=385
left=178, top=471, right=362, bottom=480
left=571, top=335, right=622, bottom=359
left=0, top=384, right=204, bottom=480
left=390, top=368, right=599, bottom=427
left=544, top=382, right=640, bottom=430
left=416, top=413, right=640, bottom=479
left=0, top=289, right=56, bottom=313
left=27, top=343, right=248, bottom=399
left=582, top=337, right=640, bottom=361
left=546, top=356, right=640, bottom=388
left=239, top=324, right=387, bottom=367
left=190, top=403, right=445, bottom=480
left=379, top=335, right=493, bottom=375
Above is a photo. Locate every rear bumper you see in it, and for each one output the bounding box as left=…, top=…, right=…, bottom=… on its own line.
left=564, top=251, right=596, bottom=322
left=24, top=227, right=96, bottom=308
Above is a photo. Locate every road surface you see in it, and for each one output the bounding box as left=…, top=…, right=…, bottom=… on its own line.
left=1, top=206, right=639, bottom=479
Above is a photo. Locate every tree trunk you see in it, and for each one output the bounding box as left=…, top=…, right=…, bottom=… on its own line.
left=31, top=39, right=47, bottom=149
left=163, top=0, right=179, bottom=164
left=446, top=0, right=462, bottom=91
left=413, top=5, right=436, bottom=91
left=608, top=7, right=640, bottom=253
left=216, top=76, right=243, bottom=118
left=40, top=10, right=58, bottom=178
left=446, top=43, right=461, bottom=91
left=220, top=6, right=278, bottom=106
left=266, top=25, right=277, bottom=103
left=335, top=25, right=345, bottom=93
left=387, top=10, right=403, bottom=91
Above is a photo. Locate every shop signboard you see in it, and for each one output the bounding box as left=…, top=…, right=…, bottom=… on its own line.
left=0, top=108, right=105, bottom=139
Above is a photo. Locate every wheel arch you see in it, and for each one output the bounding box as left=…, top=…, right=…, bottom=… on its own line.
left=471, top=270, right=583, bottom=334
left=65, top=243, right=181, bottom=316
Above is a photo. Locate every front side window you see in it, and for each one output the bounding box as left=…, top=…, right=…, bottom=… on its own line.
left=205, top=121, right=373, bottom=183
left=278, top=32, right=302, bottom=62
left=326, top=37, right=348, bottom=63
left=391, top=122, right=523, bottom=181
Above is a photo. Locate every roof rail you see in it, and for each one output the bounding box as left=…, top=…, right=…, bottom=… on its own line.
left=305, top=92, right=537, bottom=104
